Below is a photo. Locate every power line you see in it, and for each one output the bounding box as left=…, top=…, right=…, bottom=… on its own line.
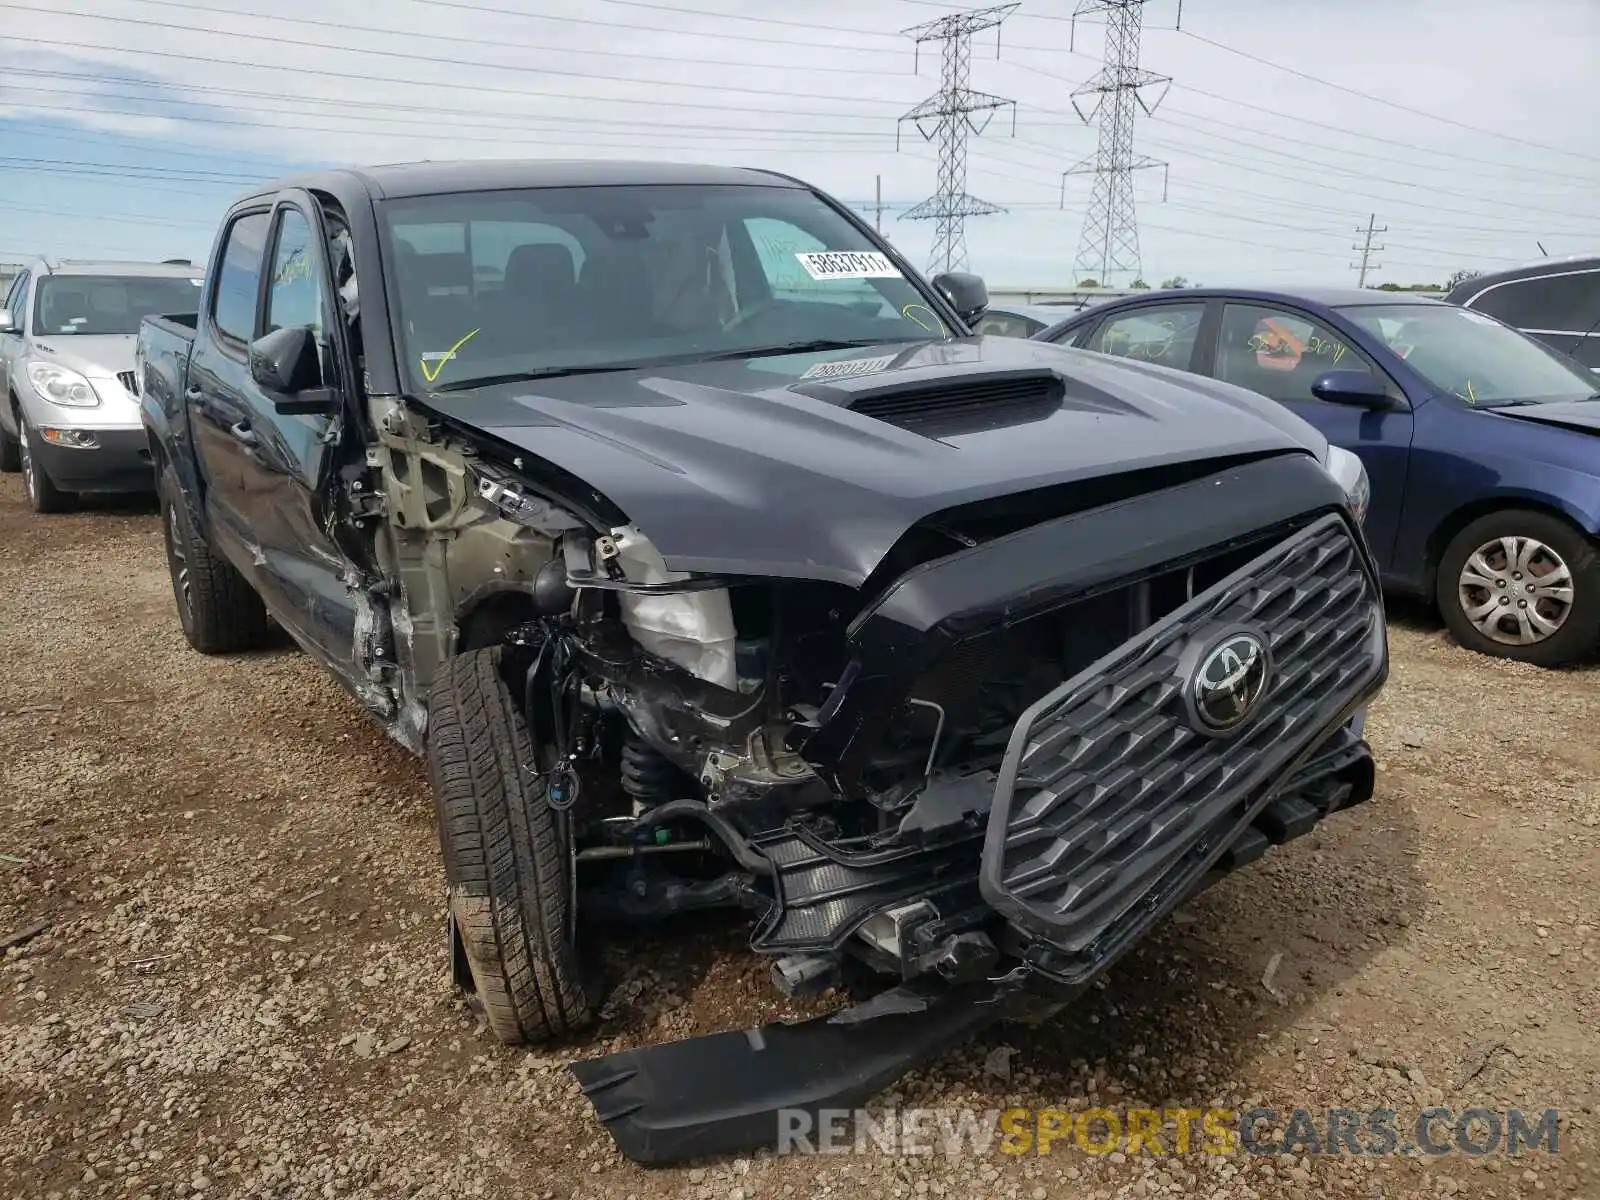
left=1006, top=48, right=1600, bottom=186
left=103, top=0, right=894, bottom=78
left=0, top=32, right=908, bottom=122
left=592, top=0, right=902, bottom=38
left=1063, top=1, right=1169, bottom=283
left=0, top=5, right=913, bottom=109
left=1174, top=28, right=1600, bottom=167
left=896, top=3, right=1019, bottom=275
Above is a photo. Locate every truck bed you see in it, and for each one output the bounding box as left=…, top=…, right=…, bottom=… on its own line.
left=137, top=313, right=198, bottom=414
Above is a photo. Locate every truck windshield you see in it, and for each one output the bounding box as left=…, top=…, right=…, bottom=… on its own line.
left=378, top=184, right=950, bottom=391
left=32, top=275, right=203, bottom=336
left=1343, top=303, right=1600, bottom=407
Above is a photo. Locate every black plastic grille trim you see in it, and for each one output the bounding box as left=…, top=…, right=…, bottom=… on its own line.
left=116, top=370, right=138, bottom=394
left=979, top=512, right=1382, bottom=953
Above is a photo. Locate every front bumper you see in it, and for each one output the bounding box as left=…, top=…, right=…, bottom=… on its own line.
left=31, top=427, right=153, bottom=493
left=573, top=458, right=1389, bottom=1165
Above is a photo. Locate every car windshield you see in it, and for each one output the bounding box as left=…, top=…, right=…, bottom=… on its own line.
left=1343, top=303, right=1599, bottom=407
left=32, top=274, right=203, bottom=336
left=378, top=184, right=950, bottom=391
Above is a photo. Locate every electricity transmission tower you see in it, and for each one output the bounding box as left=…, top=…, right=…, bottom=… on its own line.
left=897, top=3, right=1019, bottom=275
left=1351, top=214, right=1387, bottom=287
left=1061, top=0, right=1172, bottom=284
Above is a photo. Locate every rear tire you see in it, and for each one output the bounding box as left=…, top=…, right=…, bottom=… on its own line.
left=158, top=466, right=271, bottom=654
left=426, top=646, right=596, bottom=1046
left=19, top=414, right=77, bottom=513
left=1436, top=508, right=1600, bottom=667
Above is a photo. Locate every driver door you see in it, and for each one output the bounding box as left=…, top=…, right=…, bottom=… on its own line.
left=236, top=192, right=358, bottom=675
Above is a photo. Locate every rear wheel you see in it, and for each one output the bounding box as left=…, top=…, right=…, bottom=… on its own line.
left=158, top=466, right=271, bottom=653
left=1436, top=508, right=1600, bottom=666
left=427, top=645, right=597, bottom=1045
left=18, top=414, right=76, bottom=513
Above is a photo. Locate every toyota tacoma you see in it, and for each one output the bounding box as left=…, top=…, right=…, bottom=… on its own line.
left=136, top=160, right=1385, bottom=1164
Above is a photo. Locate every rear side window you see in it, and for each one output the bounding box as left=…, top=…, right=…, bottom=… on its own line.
left=212, top=211, right=272, bottom=344
left=1469, top=271, right=1600, bottom=333
left=1086, top=304, right=1205, bottom=371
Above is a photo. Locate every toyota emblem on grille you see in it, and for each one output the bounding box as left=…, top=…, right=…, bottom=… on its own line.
left=1188, top=630, right=1271, bottom=734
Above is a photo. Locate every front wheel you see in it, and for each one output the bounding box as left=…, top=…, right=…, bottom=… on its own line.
left=18, top=414, right=77, bottom=513
left=1436, top=508, right=1600, bottom=666
left=426, top=646, right=598, bottom=1045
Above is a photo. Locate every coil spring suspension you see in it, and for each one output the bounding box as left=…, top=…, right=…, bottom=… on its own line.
left=620, top=731, right=679, bottom=808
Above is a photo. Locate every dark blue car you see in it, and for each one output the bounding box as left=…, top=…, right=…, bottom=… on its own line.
left=1033, top=287, right=1600, bottom=666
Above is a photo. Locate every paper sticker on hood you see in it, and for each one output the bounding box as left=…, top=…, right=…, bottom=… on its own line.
left=799, top=354, right=898, bottom=382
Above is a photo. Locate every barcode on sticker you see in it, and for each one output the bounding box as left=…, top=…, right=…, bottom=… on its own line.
left=800, top=354, right=896, bottom=381
left=795, top=251, right=901, bottom=281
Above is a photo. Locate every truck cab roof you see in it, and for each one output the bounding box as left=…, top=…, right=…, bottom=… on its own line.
left=235, top=159, right=803, bottom=205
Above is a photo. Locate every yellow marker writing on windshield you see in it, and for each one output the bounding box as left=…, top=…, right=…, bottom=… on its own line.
left=420, top=328, right=480, bottom=384
left=902, top=304, right=947, bottom=336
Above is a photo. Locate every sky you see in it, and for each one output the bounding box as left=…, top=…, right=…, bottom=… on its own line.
left=2, top=0, right=1599, bottom=289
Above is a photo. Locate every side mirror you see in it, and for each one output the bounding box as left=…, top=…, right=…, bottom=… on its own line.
left=0, top=309, right=14, bottom=334
left=248, top=325, right=337, bottom=415
left=931, top=271, right=989, bottom=326
left=1311, top=369, right=1394, bottom=410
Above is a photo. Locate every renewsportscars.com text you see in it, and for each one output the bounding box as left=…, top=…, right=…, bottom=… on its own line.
left=774, top=1106, right=1561, bottom=1159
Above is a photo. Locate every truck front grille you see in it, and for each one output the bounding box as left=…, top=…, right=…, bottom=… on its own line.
left=981, top=512, right=1382, bottom=955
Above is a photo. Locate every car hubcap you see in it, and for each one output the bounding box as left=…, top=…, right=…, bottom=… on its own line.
left=1457, top=535, right=1575, bottom=646
left=18, top=424, right=36, bottom=502
left=166, top=504, right=193, bottom=620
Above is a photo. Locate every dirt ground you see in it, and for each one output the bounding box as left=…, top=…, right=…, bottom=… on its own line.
left=1, top=476, right=1596, bottom=1200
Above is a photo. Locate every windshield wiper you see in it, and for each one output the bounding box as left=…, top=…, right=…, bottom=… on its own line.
left=698, top=338, right=893, bottom=363
left=430, top=365, right=637, bottom=392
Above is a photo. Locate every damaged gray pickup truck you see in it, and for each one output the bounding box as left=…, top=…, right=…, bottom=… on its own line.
left=137, top=160, right=1386, bottom=1164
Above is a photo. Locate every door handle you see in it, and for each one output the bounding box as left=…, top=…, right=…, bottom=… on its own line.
left=230, top=421, right=257, bottom=445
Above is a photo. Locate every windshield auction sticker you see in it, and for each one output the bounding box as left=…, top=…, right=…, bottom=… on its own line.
left=794, top=251, right=902, bottom=281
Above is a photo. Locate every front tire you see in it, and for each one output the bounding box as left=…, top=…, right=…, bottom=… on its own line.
left=18, top=414, right=77, bottom=513
left=426, top=646, right=596, bottom=1046
left=1436, top=508, right=1600, bottom=666
left=158, top=466, right=271, bottom=654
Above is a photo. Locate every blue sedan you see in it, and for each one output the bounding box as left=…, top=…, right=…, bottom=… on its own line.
left=1033, top=287, right=1600, bottom=666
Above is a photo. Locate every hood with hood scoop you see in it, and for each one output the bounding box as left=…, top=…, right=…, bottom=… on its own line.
left=417, top=334, right=1331, bottom=586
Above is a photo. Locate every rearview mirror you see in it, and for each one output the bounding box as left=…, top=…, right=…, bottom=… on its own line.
left=0, top=309, right=14, bottom=334
left=1311, top=369, right=1394, bottom=410
left=931, top=271, right=989, bottom=326
left=248, top=325, right=337, bottom=414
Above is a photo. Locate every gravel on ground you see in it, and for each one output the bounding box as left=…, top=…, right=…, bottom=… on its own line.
left=1, top=478, right=1595, bottom=1199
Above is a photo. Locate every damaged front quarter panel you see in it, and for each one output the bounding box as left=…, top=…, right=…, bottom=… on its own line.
left=361, top=395, right=590, bottom=745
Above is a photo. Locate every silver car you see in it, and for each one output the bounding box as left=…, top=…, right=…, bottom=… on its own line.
left=0, top=257, right=203, bottom=512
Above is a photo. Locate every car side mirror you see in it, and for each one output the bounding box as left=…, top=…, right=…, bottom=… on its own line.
left=248, top=325, right=337, bottom=415
left=931, top=271, right=989, bottom=326
left=0, top=309, right=14, bottom=334
left=1311, top=369, right=1394, bottom=410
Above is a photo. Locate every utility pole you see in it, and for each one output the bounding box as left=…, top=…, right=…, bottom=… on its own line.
left=897, top=3, right=1019, bottom=276
left=1351, top=214, right=1387, bottom=287
left=1062, top=1, right=1171, bottom=285
left=865, top=174, right=889, bottom=231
